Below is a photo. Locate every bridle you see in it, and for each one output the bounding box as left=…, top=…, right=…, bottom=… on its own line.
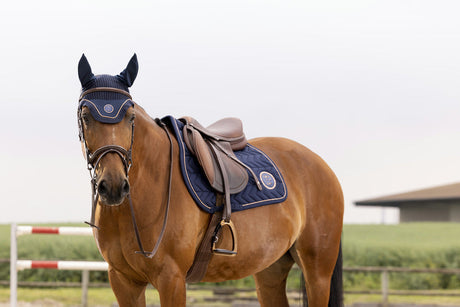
left=78, top=87, right=135, bottom=228
left=78, top=87, right=173, bottom=259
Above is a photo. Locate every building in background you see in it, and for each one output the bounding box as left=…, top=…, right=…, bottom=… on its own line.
left=355, top=182, right=460, bottom=223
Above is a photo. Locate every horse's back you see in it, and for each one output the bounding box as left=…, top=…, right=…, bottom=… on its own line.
left=250, top=136, right=343, bottom=213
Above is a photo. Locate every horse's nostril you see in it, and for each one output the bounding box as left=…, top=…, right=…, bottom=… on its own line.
left=97, top=178, right=129, bottom=205
left=122, top=179, right=130, bottom=195
left=98, top=180, right=108, bottom=196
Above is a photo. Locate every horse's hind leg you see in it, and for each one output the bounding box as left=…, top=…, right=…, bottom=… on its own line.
left=290, top=232, right=342, bottom=307
left=253, top=252, right=295, bottom=307
left=108, top=268, right=148, bottom=307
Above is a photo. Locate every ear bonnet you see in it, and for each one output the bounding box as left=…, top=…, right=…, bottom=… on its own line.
left=78, top=54, right=138, bottom=123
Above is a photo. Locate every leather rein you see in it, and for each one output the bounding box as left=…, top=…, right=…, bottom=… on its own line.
left=78, top=87, right=173, bottom=259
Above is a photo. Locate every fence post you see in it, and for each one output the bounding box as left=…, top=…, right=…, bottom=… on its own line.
left=81, top=270, right=89, bottom=307
left=381, top=268, right=389, bottom=306
left=10, top=223, right=17, bottom=307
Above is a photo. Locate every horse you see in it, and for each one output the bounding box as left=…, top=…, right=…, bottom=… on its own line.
left=76, top=54, right=344, bottom=307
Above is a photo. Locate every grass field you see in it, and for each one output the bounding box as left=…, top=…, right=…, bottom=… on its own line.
left=1, top=222, right=460, bottom=305
left=343, top=223, right=460, bottom=251
left=2, top=287, right=460, bottom=306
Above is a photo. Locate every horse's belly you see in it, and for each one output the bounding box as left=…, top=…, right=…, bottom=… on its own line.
left=202, top=203, right=299, bottom=282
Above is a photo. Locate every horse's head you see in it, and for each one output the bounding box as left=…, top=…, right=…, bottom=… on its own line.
left=77, top=54, right=138, bottom=206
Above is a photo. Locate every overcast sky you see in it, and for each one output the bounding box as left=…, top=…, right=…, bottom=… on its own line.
left=1, top=0, right=460, bottom=224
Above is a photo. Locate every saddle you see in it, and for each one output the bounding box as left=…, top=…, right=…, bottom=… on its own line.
left=182, top=117, right=248, bottom=194
left=181, top=117, right=262, bottom=256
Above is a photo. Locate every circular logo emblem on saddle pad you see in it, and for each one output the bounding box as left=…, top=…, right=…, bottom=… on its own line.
left=259, top=171, right=276, bottom=190
left=103, top=104, right=115, bottom=113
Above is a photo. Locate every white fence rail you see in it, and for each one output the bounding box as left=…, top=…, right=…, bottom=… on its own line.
left=344, top=266, right=460, bottom=305
left=10, top=223, right=107, bottom=307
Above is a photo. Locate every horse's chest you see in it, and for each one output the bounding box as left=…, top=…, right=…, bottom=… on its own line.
left=94, top=230, right=126, bottom=262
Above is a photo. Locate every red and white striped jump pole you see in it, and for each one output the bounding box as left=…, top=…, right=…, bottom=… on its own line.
left=10, top=224, right=107, bottom=307
left=16, top=260, right=108, bottom=271
left=16, top=225, right=93, bottom=236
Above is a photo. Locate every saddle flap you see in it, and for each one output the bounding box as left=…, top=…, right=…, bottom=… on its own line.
left=209, top=142, right=248, bottom=194
left=183, top=128, right=217, bottom=185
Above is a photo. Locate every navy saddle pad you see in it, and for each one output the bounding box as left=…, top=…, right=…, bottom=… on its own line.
left=162, top=116, right=288, bottom=214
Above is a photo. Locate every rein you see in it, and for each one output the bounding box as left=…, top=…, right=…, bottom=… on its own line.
left=134, top=119, right=173, bottom=258
left=78, top=87, right=173, bottom=259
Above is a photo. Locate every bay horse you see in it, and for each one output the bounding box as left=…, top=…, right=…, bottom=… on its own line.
left=77, top=54, right=344, bottom=307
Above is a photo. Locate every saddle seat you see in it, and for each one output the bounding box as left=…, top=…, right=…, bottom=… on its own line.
left=181, top=116, right=249, bottom=194
left=183, top=117, right=247, bottom=150
left=204, top=118, right=245, bottom=144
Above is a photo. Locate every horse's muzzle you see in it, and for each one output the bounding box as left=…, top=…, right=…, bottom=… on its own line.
left=97, top=177, right=130, bottom=206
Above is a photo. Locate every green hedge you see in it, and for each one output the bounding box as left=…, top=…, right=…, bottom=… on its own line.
left=343, top=223, right=460, bottom=290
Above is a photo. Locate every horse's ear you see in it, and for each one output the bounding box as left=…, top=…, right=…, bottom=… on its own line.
left=118, top=54, right=138, bottom=87
left=78, top=54, right=94, bottom=87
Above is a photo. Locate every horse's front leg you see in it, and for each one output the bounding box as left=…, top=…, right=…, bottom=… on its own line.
left=108, top=267, right=148, bottom=307
left=155, top=266, right=187, bottom=307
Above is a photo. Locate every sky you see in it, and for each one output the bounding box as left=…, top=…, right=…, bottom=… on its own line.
left=1, top=0, right=460, bottom=224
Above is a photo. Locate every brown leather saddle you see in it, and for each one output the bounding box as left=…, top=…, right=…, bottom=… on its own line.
left=181, top=117, right=261, bottom=256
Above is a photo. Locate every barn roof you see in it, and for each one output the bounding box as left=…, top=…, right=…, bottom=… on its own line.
left=355, top=182, right=460, bottom=207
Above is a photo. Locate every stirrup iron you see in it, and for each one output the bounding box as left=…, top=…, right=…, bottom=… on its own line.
left=212, top=220, right=237, bottom=256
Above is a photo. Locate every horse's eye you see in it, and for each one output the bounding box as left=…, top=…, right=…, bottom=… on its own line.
left=80, top=111, right=91, bottom=125
left=82, top=114, right=90, bottom=124
left=129, top=113, right=136, bottom=123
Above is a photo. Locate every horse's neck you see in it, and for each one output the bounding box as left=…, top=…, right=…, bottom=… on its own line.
left=130, top=108, right=171, bottom=186
left=93, top=107, right=174, bottom=259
